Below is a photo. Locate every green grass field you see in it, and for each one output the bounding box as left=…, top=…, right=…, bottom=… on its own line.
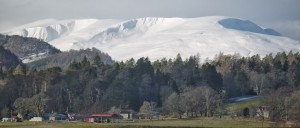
left=226, top=97, right=262, bottom=113
left=1, top=118, right=295, bottom=128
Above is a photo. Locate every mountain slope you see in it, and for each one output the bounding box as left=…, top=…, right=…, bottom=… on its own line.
left=5, top=19, right=121, bottom=51
left=27, top=48, right=114, bottom=70
left=4, top=16, right=300, bottom=61
left=0, top=34, right=60, bottom=63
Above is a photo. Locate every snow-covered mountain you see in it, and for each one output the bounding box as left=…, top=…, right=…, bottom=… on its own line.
left=4, top=16, right=300, bottom=61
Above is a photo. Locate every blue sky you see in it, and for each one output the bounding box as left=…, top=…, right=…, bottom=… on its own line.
left=0, top=0, right=299, bottom=40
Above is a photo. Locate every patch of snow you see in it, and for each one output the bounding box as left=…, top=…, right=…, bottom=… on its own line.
left=229, top=96, right=258, bottom=103
left=21, top=52, right=49, bottom=63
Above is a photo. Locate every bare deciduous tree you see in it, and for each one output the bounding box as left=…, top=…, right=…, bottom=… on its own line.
left=138, top=101, right=157, bottom=119
left=108, top=106, right=121, bottom=114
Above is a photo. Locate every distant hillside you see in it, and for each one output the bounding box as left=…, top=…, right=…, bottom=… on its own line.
left=0, top=34, right=60, bottom=63
left=0, top=46, right=22, bottom=69
left=27, top=48, right=114, bottom=70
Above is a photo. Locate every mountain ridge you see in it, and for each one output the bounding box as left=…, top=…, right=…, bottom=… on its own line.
left=4, top=16, right=300, bottom=61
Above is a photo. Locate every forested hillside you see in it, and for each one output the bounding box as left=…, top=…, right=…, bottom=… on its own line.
left=28, top=48, right=114, bottom=70
left=0, top=52, right=300, bottom=121
left=0, top=34, right=60, bottom=63
left=0, top=45, right=22, bottom=70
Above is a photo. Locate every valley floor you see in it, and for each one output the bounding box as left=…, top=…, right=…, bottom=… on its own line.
left=1, top=118, right=299, bottom=128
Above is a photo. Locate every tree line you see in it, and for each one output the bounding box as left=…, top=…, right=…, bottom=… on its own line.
left=0, top=51, right=300, bottom=121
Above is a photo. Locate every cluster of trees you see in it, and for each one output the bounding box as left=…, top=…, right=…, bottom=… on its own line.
left=28, top=48, right=114, bottom=70
left=214, top=52, right=300, bottom=121
left=0, top=51, right=300, bottom=121
left=213, top=52, right=300, bottom=97
left=163, top=86, right=223, bottom=118
left=263, top=87, right=300, bottom=121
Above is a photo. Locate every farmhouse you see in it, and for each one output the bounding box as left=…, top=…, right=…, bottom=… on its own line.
left=29, top=117, right=43, bottom=121
left=86, top=114, right=120, bottom=123
left=43, top=113, right=67, bottom=121
left=120, top=109, right=137, bottom=120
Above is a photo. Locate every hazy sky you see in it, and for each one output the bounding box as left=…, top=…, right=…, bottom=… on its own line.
left=0, top=0, right=299, bottom=40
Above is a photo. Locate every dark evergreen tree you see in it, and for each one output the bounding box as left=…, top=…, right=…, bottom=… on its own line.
left=201, top=63, right=223, bottom=92
left=68, top=59, right=80, bottom=70
left=92, top=54, right=104, bottom=67
left=81, top=56, right=90, bottom=68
